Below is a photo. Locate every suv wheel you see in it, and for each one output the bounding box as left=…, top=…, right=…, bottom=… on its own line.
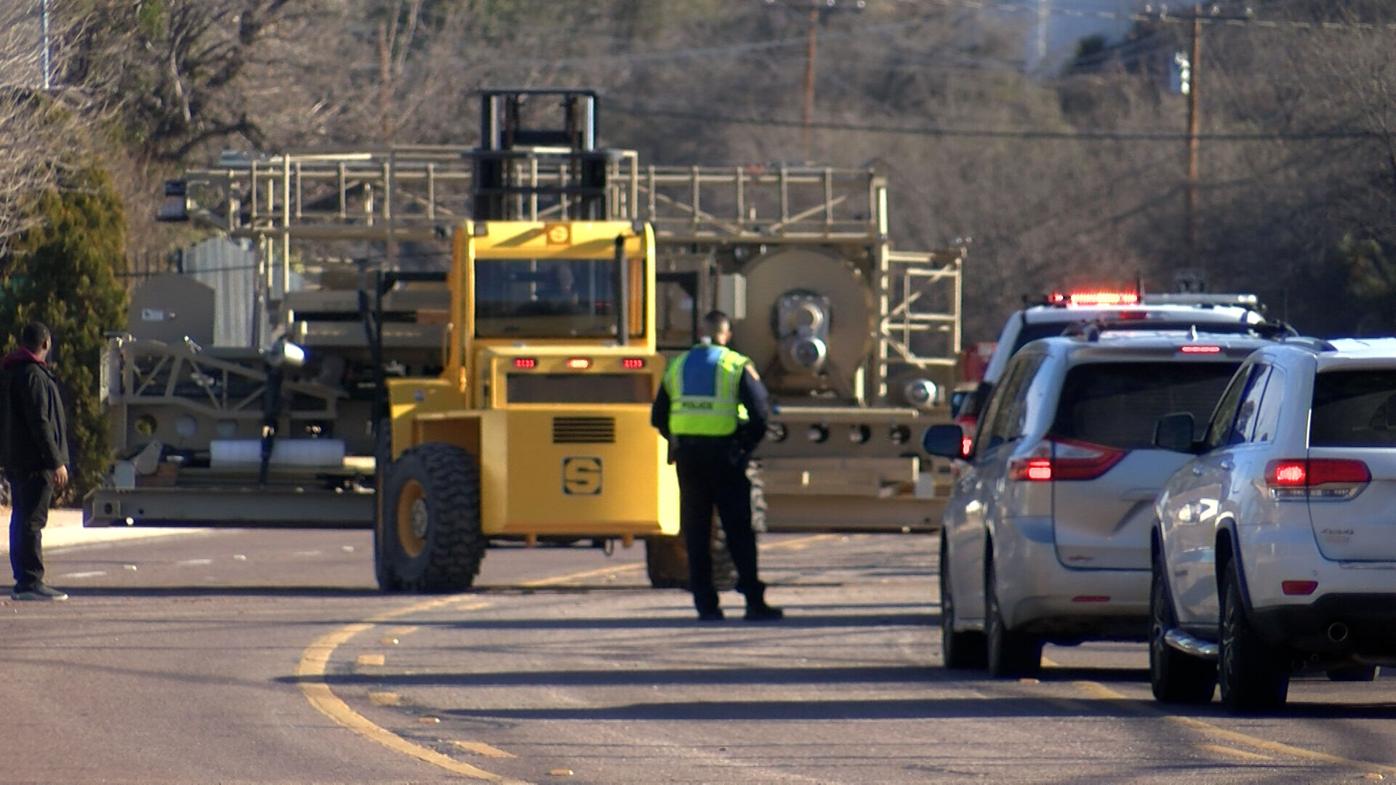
left=940, top=533, right=986, bottom=669
left=1149, top=549, right=1216, bottom=704
left=1219, top=558, right=1289, bottom=712
left=986, top=557, right=1041, bottom=678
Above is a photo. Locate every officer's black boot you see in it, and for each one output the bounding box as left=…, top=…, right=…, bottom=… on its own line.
left=743, top=586, right=783, bottom=622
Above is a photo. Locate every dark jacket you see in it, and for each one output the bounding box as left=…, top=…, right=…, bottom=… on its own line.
left=1, top=348, right=69, bottom=474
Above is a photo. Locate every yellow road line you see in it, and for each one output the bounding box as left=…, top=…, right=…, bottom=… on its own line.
left=519, top=534, right=835, bottom=588
left=521, top=562, right=644, bottom=588
left=455, top=741, right=518, bottom=759
left=295, top=597, right=521, bottom=783
left=1198, top=743, right=1272, bottom=762
left=295, top=538, right=840, bottom=780
left=368, top=691, right=401, bottom=706
left=1070, top=678, right=1396, bottom=775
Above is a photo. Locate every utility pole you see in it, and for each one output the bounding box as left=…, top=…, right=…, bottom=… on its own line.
left=1185, top=4, right=1202, bottom=276
left=802, top=0, right=818, bottom=161
left=40, top=0, right=51, bottom=90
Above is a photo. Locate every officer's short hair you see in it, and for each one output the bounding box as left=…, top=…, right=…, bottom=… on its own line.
left=20, top=321, right=50, bottom=352
left=702, top=310, right=730, bottom=336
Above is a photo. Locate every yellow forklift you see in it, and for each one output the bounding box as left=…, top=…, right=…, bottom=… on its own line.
left=370, top=218, right=689, bottom=590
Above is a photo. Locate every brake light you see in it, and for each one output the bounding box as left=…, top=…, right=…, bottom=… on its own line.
left=1009, top=438, right=1126, bottom=482
left=512, top=357, right=538, bottom=369
left=621, top=357, right=646, bottom=370
left=566, top=357, right=592, bottom=370
left=1265, top=458, right=1370, bottom=500
left=1179, top=345, right=1222, bottom=354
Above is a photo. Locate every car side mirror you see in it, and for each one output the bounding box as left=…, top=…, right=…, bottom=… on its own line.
left=1153, top=412, right=1199, bottom=454
left=923, top=423, right=969, bottom=460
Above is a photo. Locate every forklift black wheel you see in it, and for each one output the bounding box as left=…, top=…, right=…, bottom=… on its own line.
left=378, top=442, right=485, bottom=593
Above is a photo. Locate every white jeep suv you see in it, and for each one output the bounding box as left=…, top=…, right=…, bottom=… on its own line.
left=924, top=330, right=1273, bottom=677
left=1151, top=338, right=1396, bottom=711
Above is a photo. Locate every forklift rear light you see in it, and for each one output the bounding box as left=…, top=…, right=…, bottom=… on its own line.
left=566, top=357, right=592, bottom=370
left=621, top=357, right=646, bottom=369
left=512, top=357, right=538, bottom=369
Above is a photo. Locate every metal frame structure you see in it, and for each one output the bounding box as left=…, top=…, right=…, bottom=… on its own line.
left=176, top=149, right=961, bottom=408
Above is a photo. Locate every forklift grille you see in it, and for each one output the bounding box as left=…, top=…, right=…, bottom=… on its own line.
left=552, top=416, right=616, bottom=444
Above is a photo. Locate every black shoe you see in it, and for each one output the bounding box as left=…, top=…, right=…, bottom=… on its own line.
left=744, top=603, right=783, bottom=622
left=697, top=608, right=725, bottom=622
left=11, top=584, right=68, bottom=602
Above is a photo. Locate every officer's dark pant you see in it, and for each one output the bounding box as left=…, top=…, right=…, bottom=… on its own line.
left=674, top=438, right=763, bottom=614
left=8, top=471, right=53, bottom=591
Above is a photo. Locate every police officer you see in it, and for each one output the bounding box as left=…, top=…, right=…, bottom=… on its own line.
left=651, top=310, right=782, bottom=622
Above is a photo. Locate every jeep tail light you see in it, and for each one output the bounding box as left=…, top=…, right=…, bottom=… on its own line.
left=1009, top=438, right=1126, bottom=482
left=512, top=357, right=538, bottom=369
left=1265, top=458, right=1370, bottom=501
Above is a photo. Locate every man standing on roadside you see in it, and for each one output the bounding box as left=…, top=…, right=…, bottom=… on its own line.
left=651, top=310, right=781, bottom=622
left=3, top=322, right=70, bottom=601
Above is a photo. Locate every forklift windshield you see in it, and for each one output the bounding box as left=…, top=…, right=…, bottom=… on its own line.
left=474, top=257, right=643, bottom=339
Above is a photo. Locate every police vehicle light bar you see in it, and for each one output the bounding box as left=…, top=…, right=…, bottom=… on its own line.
left=1048, top=290, right=1141, bottom=307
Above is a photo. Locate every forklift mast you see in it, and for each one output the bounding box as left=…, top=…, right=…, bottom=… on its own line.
left=473, top=89, right=611, bottom=221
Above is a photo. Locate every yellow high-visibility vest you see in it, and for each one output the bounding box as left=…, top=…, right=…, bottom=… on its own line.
left=664, top=343, right=750, bottom=437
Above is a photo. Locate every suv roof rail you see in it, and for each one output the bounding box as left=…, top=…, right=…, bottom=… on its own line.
left=1279, top=335, right=1337, bottom=352
left=1058, top=317, right=1294, bottom=343
left=1141, top=292, right=1261, bottom=310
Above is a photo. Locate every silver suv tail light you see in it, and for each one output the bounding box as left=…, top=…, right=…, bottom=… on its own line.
left=1008, top=438, right=1127, bottom=482
left=1264, top=458, right=1370, bottom=501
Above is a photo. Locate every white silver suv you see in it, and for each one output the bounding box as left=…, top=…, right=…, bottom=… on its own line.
left=957, top=291, right=1278, bottom=451
left=1151, top=338, right=1396, bottom=712
left=924, top=331, right=1273, bottom=677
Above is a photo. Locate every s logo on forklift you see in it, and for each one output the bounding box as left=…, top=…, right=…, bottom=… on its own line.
left=562, top=456, right=603, bottom=495
left=545, top=223, right=571, bottom=246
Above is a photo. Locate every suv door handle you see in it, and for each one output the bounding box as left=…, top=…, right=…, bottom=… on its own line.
left=1191, top=465, right=1204, bottom=476
left=1219, top=459, right=1235, bottom=471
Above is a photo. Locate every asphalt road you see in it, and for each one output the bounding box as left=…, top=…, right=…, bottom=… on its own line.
left=3, top=529, right=1395, bottom=784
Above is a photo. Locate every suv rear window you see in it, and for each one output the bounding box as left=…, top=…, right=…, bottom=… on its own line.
left=1051, top=361, right=1241, bottom=449
left=1310, top=370, right=1396, bottom=447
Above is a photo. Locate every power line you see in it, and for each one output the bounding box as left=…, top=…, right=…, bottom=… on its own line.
left=931, top=0, right=1396, bottom=31
left=614, top=102, right=1382, bottom=142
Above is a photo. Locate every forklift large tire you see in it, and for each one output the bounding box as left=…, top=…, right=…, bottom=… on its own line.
left=378, top=442, right=486, bottom=593
left=645, top=525, right=740, bottom=591
left=748, top=460, right=767, bottom=534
